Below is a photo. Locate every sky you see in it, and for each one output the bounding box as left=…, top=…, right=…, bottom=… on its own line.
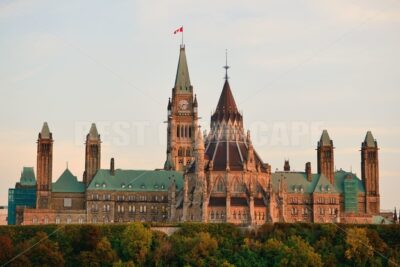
left=0, top=0, right=399, bottom=210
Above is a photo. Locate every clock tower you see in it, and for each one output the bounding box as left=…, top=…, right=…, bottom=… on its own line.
left=164, top=45, right=198, bottom=172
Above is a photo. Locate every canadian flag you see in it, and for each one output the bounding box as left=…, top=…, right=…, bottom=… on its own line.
left=174, top=26, right=183, bottom=34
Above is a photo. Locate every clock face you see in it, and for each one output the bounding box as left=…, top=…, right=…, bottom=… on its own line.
left=178, top=99, right=189, bottom=111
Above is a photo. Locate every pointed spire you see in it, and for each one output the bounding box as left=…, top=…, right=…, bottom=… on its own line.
left=193, top=94, right=198, bottom=107
left=319, top=129, right=332, bottom=146
left=174, top=46, right=191, bottom=92
left=364, top=131, right=376, bottom=147
left=88, top=123, right=100, bottom=140
left=394, top=207, right=398, bottom=222
left=216, top=80, right=239, bottom=114
left=195, top=126, right=205, bottom=150
left=40, top=122, right=51, bottom=139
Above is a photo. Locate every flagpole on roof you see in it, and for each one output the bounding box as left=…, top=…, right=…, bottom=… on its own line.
left=181, top=25, right=184, bottom=46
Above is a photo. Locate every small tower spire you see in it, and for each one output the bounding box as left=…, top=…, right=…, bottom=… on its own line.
left=223, top=49, right=230, bottom=80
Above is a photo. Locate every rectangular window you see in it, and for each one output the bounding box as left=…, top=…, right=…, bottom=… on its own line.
left=64, top=198, right=72, bottom=207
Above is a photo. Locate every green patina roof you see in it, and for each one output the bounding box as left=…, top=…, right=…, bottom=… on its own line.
left=313, top=173, right=338, bottom=193
left=174, top=46, right=191, bottom=92
left=372, top=215, right=392, bottom=224
left=52, top=168, right=85, bottom=193
left=364, top=131, right=376, bottom=147
left=20, top=167, right=36, bottom=186
left=271, top=170, right=365, bottom=194
left=319, top=129, right=332, bottom=146
left=333, top=170, right=365, bottom=193
left=87, top=169, right=183, bottom=191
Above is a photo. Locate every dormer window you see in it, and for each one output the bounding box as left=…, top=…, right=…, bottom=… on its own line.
left=128, top=184, right=132, bottom=189
left=102, top=183, right=106, bottom=188
left=121, top=184, right=125, bottom=189
left=320, top=185, right=324, bottom=192
left=141, top=184, right=145, bottom=189
left=161, top=184, right=165, bottom=189
left=95, top=183, right=100, bottom=188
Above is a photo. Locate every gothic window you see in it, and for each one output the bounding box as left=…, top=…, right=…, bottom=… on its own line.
left=189, top=126, right=192, bottom=138
left=178, top=147, right=183, bottom=157
left=216, top=211, right=219, bottom=219
left=238, top=211, right=241, bottom=219
left=78, top=217, right=83, bottom=224
left=186, top=148, right=191, bottom=157
left=92, top=216, right=97, bottom=223
left=233, top=179, right=244, bottom=192
left=32, top=216, right=38, bottom=224
left=181, top=126, right=184, bottom=138
left=211, top=211, right=214, bottom=219
left=233, top=211, right=236, bottom=219
left=214, top=178, right=225, bottom=192
left=44, top=216, right=49, bottom=224
left=221, top=211, right=225, bottom=219
left=177, top=125, right=180, bottom=138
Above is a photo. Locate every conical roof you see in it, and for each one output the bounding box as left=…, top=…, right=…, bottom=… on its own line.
left=40, top=122, right=51, bottom=139
left=364, top=131, right=376, bottom=147
left=174, top=46, right=191, bottom=92
left=211, top=80, right=242, bottom=123
left=319, top=129, right=332, bottom=146
left=88, top=123, right=100, bottom=140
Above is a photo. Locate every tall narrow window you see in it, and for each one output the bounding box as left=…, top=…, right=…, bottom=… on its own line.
left=177, top=125, right=180, bottom=138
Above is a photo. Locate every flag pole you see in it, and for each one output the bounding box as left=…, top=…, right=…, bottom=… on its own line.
left=181, top=26, right=184, bottom=46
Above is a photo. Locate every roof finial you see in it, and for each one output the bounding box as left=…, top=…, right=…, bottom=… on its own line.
left=223, top=49, right=230, bottom=80
left=66, top=161, right=69, bottom=170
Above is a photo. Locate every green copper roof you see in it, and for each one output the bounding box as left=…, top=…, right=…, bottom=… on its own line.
left=271, top=170, right=365, bottom=194
left=88, top=123, right=100, bottom=140
left=333, top=170, right=365, bottom=193
left=40, top=122, right=51, bottom=139
left=174, top=46, right=191, bottom=92
left=20, top=167, right=36, bottom=186
left=372, top=215, right=392, bottom=224
left=88, top=169, right=183, bottom=191
left=52, top=169, right=85, bottom=193
left=364, top=131, right=376, bottom=147
left=319, top=129, right=332, bottom=146
left=313, top=173, right=337, bottom=193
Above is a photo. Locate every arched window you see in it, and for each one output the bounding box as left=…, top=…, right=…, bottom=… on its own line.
left=55, top=216, right=60, bottom=224
left=44, top=216, right=49, bottom=224
left=92, top=216, right=97, bottom=223
left=211, top=211, right=214, bottom=219
left=233, top=211, right=236, bottom=219
left=78, top=217, right=83, bottom=224
left=181, top=126, right=184, bottom=138
left=189, top=126, right=192, bottom=138
left=233, top=179, right=244, bottom=192
left=67, top=216, right=72, bottom=224
left=186, top=148, right=191, bottom=157
left=214, top=178, right=224, bottom=192
left=238, top=211, right=241, bottom=219
left=32, top=216, right=38, bottom=224
left=178, top=147, right=183, bottom=157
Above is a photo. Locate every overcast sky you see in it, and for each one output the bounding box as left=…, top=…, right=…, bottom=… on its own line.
left=0, top=0, right=399, bottom=209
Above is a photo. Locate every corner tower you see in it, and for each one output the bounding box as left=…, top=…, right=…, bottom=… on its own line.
left=164, top=45, right=198, bottom=172
left=317, top=130, right=335, bottom=185
left=84, top=123, right=101, bottom=186
left=361, top=131, right=380, bottom=214
left=36, top=122, right=53, bottom=209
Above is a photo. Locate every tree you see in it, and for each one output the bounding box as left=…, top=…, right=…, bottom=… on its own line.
left=0, top=235, right=13, bottom=265
left=121, top=223, right=152, bottom=265
left=345, top=227, right=374, bottom=265
left=26, top=232, right=65, bottom=267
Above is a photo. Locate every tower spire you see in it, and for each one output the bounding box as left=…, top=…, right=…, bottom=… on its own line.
left=223, top=49, right=230, bottom=80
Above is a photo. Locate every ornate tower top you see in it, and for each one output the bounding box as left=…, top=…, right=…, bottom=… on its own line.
left=319, top=129, right=332, bottom=146
left=363, top=131, right=377, bottom=148
left=174, top=46, right=192, bottom=93
left=39, top=122, right=52, bottom=139
left=87, top=123, right=100, bottom=141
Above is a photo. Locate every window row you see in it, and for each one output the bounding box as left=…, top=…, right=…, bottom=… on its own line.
left=177, top=125, right=193, bottom=139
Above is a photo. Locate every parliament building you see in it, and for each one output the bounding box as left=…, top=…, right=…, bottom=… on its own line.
left=8, top=45, right=383, bottom=225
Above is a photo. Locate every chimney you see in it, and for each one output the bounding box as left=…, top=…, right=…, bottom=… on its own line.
left=305, top=162, right=312, bottom=181
left=110, top=158, right=115, bottom=176
left=284, top=160, right=290, bottom=172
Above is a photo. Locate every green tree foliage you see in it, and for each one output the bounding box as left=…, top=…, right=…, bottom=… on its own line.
left=0, top=235, right=13, bottom=265
left=121, top=223, right=152, bottom=265
left=0, top=223, right=400, bottom=266
left=345, top=227, right=374, bottom=266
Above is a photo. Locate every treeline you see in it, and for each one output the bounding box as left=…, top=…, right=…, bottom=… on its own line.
left=0, top=223, right=399, bottom=266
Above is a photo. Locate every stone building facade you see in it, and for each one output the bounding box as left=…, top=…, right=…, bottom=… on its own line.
left=11, top=45, right=382, bottom=225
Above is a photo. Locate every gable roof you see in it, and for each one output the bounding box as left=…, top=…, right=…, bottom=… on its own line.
left=333, top=170, right=365, bottom=193
left=20, top=167, right=36, bottom=186
left=52, top=168, right=85, bottom=193
left=87, top=169, right=183, bottom=192
left=313, top=173, right=337, bottom=193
